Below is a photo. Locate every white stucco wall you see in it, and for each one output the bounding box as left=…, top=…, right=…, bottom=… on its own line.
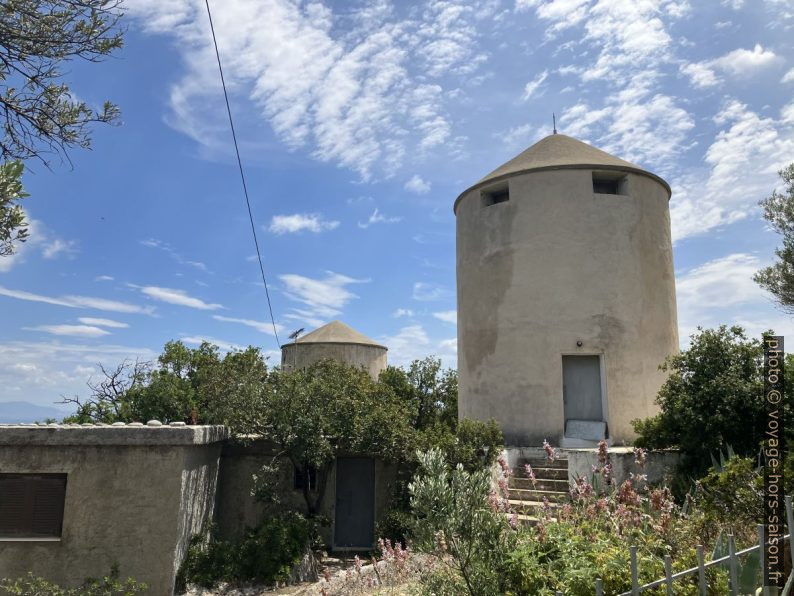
left=456, top=168, right=678, bottom=446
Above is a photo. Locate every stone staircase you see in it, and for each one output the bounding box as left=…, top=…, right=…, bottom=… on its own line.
left=508, top=456, right=569, bottom=525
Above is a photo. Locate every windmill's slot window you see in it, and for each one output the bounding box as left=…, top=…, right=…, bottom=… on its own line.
left=592, top=173, right=627, bottom=195
left=482, top=187, right=510, bottom=207
left=0, top=474, right=67, bottom=540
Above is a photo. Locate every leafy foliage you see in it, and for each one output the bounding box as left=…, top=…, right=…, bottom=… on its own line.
left=176, top=514, right=314, bottom=591
left=408, top=444, right=734, bottom=595
left=632, top=325, right=794, bottom=477
left=250, top=359, right=415, bottom=515
left=62, top=341, right=269, bottom=428
left=0, top=161, right=28, bottom=256
left=755, top=163, right=794, bottom=312
left=0, top=0, right=122, bottom=163
left=0, top=565, right=145, bottom=595
left=0, top=0, right=124, bottom=254
left=409, top=448, right=515, bottom=596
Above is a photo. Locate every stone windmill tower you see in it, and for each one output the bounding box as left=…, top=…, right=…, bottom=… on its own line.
left=280, top=320, right=387, bottom=379
left=454, top=133, right=678, bottom=447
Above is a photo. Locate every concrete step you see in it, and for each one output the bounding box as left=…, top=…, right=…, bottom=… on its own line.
left=514, top=466, right=568, bottom=481
left=519, top=457, right=568, bottom=471
left=513, top=513, right=556, bottom=527
left=509, top=488, right=568, bottom=503
left=508, top=499, right=562, bottom=514
left=510, top=477, right=569, bottom=492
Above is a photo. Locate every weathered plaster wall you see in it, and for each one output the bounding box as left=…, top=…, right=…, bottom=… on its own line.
left=0, top=425, right=226, bottom=594
left=216, top=439, right=396, bottom=549
left=456, top=168, right=678, bottom=445
left=565, top=447, right=681, bottom=487
left=281, top=343, right=388, bottom=379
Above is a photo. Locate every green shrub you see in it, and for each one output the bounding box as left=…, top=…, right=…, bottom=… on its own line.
left=409, top=448, right=515, bottom=596
left=0, top=565, right=146, bottom=595
left=632, top=326, right=794, bottom=478
left=176, top=512, right=315, bottom=590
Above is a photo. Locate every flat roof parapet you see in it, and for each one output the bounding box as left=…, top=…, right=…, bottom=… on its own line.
left=0, top=423, right=229, bottom=446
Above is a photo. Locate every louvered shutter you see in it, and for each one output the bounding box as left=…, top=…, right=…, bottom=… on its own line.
left=0, top=474, right=66, bottom=537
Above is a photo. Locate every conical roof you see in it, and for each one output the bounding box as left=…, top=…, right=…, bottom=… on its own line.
left=455, top=133, right=670, bottom=211
left=282, top=320, right=386, bottom=349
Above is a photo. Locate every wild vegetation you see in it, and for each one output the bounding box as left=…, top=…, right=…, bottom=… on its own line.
left=0, top=565, right=145, bottom=595
left=35, top=322, right=792, bottom=593
left=755, top=162, right=794, bottom=312
left=631, top=325, right=794, bottom=491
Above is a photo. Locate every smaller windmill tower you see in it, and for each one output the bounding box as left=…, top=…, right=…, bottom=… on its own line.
left=280, top=320, right=388, bottom=379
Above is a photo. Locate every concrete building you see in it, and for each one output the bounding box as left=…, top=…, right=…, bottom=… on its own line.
left=281, top=320, right=388, bottom=379
left=0, top=423, right=227, bottom=594
left=455, top=133, right=678, bottom=447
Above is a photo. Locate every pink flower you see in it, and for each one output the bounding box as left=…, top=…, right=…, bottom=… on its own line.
left=524, top=464, right=537, bottom=487
left=543, top=438, right=557, bottom=462
left=509, top=513, right=518, bottom=529
left=497, top=454, right=512, bottom=476
left=597, top=439, right=609, bottom=467
left=601, top=462, right=613, bottom=485
left=633, top=447, right=647, bottom=467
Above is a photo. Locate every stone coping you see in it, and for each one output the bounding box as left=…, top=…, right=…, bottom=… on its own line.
left=0, top=422, right=229, bottom=446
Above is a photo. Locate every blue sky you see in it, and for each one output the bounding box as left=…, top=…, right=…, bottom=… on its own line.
left=1, top=0, right=793, bottom=411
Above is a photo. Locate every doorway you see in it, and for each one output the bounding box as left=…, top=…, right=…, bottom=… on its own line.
left=334, top=457, right=375, bottom=549
left=562, top=355, right=604, bottom=423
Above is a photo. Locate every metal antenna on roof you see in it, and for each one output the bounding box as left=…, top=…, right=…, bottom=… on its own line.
left=553, top=113, right=557, bottom=134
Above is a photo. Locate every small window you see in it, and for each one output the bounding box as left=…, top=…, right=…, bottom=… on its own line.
left=481, top=187, right=509, bottom=207
left=592, top=172, right=626, bottom=195
left=294, top=466, right=317, bottom=491
left=0, top=474, right=67, bottom=539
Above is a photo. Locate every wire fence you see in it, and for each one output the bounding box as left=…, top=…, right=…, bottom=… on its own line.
left=552, top=495, right=793, bottom=596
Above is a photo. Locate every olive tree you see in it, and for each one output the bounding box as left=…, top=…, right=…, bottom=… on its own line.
left=0, top=0, right=124, bottom=254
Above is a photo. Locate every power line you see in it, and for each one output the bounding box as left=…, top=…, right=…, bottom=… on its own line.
left=203, top=0, right=281, bottom=347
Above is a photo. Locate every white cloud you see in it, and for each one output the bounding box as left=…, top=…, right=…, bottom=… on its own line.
left=212, top=314, right=282, bottom=336
left=25, top=325, right=110, bottom=338
left=413, top=282, right=451, bottom=302
left=357, top=208, right=402, bottom=229
left=42, top=238, right=78, bottom=260
left=94, top=275, right=114, bottom=282
left=140, top=286, right=223, bottom=310
left=181, top=335, right=245, bottom=352
left=781, top=68, right=794, bottom=83
left=670, top=100, right=794, bottom=241
left=677, top=254, right=763, bottom=308
left=433, top=310, right=457, bottom=324
left=522, top=70, right=548, bottom=100
left=680, top=62, right=719, bottom=88
left=499, top=123, right=544, bottom=151
left=126, top=0, right=490, bottom=180
left=559, top=73, right=694, bottom=172
left=710, top=44, right=780, bottom=76
left=0, top=285, right=153, bottom=314
left=140, top=238, right=207, bottom=271
left=404, top=175, right=432, bottom=194
left=268, top=213, right=340, bottom=234
left=280, top=271, right=367, bottom=320
left=393, top=308, right=414, bottom=318
left=77, top=317, right=129, bottom=329
left=675, top=253, right=794, bottom=344
left=0, top=340, right=157, bottom=402
left=377, top=324, right=430, bottom=366
left=681, top=44, right=780, bottom=90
